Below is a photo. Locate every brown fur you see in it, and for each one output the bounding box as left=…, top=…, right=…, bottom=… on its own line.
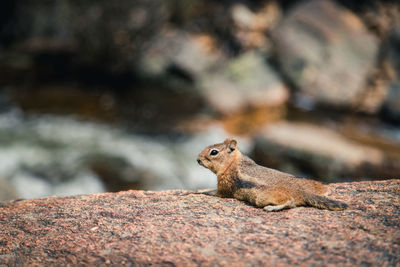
left=197, top=138, right=348, bottom=211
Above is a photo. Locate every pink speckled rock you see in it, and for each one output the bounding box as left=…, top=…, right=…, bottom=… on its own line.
left=0, top=180, right=399, bottom=266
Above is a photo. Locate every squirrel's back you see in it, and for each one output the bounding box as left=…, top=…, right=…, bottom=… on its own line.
left=238, top=155, right=327, bottom=195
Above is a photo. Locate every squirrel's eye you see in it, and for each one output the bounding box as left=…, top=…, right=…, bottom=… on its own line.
left=210, top=149, right=219, bottom=156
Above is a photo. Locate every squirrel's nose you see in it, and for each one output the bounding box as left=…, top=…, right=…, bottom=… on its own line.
left=197, top=159, right=201, bottom=165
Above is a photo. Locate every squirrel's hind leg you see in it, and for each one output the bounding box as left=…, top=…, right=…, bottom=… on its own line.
left=253, top=189, right=297, bottom=211
left=263, top=199, right=295, bottom=212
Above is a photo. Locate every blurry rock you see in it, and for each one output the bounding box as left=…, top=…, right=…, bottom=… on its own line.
left=356, top=60, right=394, bottom=113
left=253, top=122, right=384, bottom=181
left=0, top=179, right=18, bottom=201
left=230, top=2, right=281, bottom=50
left=139, top=29, right=222, bottom=79
left=352, top=3, right=400, bottom=113
left=122, top=30, right=217, bottom=133
left=353, top=1, right=400, bottom=39
left=274, top=0, right=379, bottom=110
left=200, top=51, right=289, bottom=115
left=338, top=120, right=400, bottom=178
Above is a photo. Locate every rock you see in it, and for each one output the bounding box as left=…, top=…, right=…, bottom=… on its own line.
left=273, top=0, right=379, bottom=110
left=337, top=120, right=400, bottom=178
left=230, top=2, right=281, bottom=50
left=118, top=30, right=219, bottom=132
left=348, top=0, right=400, bottom=39
left=138, top=29, right=222, bottom=79
left=200, top=51, right=289, bottom=115
left=0, top=180, right=398, bottom=265
left=253, top=122, right=384, bottom=181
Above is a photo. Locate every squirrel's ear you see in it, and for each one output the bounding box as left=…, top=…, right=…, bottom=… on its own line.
left=224, top=138, right=237, bottom=152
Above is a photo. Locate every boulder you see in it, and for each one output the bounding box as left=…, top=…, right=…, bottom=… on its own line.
left=200, top=51, right=289, bottom=115
left=0, top=180, right=398, bottom=265
left=230, top=2, right=281, bottom=50
left=138, top=29, right=222, bottom=79
left=273, top=0, right=379, bottom=110
left=253, top=122, right=384, bottom=181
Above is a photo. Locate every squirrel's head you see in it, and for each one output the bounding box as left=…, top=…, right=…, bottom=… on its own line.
left=197, top=138, right=240, bottom=174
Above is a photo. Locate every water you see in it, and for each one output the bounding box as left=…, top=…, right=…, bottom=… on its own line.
left=0, top=109, right=249, bottom=200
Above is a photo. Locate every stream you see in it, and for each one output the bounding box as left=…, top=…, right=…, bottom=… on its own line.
left=0, top=108, right=252, bottom=200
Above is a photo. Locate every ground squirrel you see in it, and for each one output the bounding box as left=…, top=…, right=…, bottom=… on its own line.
left=197, top=138, right=348, bottom=211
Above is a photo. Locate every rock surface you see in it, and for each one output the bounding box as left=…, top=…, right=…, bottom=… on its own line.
left=1, top=179, right=399, bottom=266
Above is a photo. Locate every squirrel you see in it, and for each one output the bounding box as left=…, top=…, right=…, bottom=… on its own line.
left=197, top=138, right=348, bottom=211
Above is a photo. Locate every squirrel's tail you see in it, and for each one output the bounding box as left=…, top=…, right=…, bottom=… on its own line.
left=304, top=194, right=348, bottom=211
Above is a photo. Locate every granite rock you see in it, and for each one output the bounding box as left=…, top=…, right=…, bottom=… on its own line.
left=0, top=179, right=399, bottom=266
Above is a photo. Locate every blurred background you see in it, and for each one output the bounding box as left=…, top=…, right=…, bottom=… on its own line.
left=0, top=0, right=399, bottom=201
